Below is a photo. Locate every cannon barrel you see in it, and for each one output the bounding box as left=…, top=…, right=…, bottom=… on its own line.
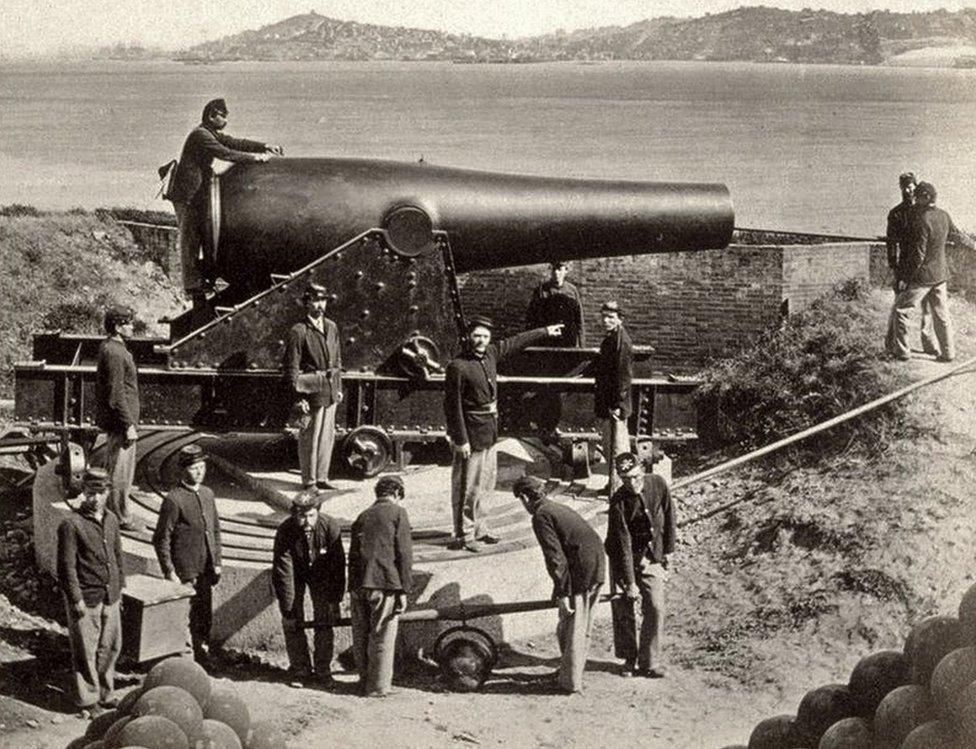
left=212, top=157, right=733, bottom=289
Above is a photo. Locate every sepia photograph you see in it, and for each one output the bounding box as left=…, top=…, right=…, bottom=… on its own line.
left=2, top=1, right=976, bottom=746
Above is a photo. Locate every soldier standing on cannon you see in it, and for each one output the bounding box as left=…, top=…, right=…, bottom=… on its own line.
left=152, top=444, right=223, bottom=665
left=284, top=283, right=343, bottom=491
left=272, top=489, right=346, bottom=689
left=95, top=305, right=142, bottom=531
left=57, top=467, right=125, bottom=718
left=348, top=476, right=413, bottom=698
left=604, top=452, right=675, bottom=679
left=444, top=316, right=564, bottom=553
left=594, top=301, right=633, bottom=496
left=513, top=475, right=605, bottom=694
left=525, top=260, right=585, bottom=347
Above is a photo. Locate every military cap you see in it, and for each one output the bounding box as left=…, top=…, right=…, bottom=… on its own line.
left=104, top=305, right=134, bottom=330
left=202, top=98, right=228, bottom=120
left=291, top=488, right=321, bottom=511
left=898, top=172, right=917, bottom=188
left=614, top=451, right=643, bottom=476
left=467, top=315, right=494, bottom=331
left=303, top=282, right=329, bottom=301
left=512, top=474, right=547, bottom=500
left=601, top=300, right=622, bottom=315
left=177, top=443, right=207, bottom=467
left=915, top=181, right=937, bottom=200
left=375, top=474, right=405, bottom=498
left=82, top=466, right=110, bottom=491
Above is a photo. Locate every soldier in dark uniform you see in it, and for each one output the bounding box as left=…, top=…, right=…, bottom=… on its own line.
left=526, top=261, right=585, bottom=347
left=444, top=316, right=564, bottom=553
left=593, top=301, right=633, bottom=496
left=152, top=444, right=222, bottom=664
left=284, top=283, right=343, bottom=490
left=514, top=476, right=605, bottom=694
left=272, top=489, right=346, bottom=688
left=884, top=172, right=936, bottom=357
left=604, top=452, right=675, bottom=678
left=95, top=305, right=142, bottom=531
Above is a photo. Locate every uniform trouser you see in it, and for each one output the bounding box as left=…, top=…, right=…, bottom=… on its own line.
left=298, top=403, right=337, bottom=487
left=103, top=431, right=136, bottom=522
left=600, top=416, right=631, bottom=495
left=885, top=288, right=937, bottom=355
left=174, top=200, right=204, bottom=293
left=611, top=562, right=667, bottom=670
left=555, top=584, right=602, bottom=692
left=451, top=445, right=497, bottom=541
left=281, top=587, right=338, bottom=676
left=350, top=589, right=400, bottom=694
left=64, top=597, right=121, bottom=708
left=182, top=574, right=214, bottom=659
left=891, top=282, right=953, bottom=360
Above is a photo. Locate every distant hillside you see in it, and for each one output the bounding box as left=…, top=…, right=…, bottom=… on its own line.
left=178, top=7, right=976, bottom=65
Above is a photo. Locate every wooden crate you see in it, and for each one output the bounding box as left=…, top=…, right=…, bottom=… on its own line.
left=121, top=574, right=194, bottom=663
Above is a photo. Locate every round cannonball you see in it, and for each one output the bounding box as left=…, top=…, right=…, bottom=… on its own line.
left=795, top=684, right=855, bottom=746
left=85, top=709, right=120, bottom=740
left=747, top=714, right=796, bottom=749
left=954, top=680, right=976, bottom=745
left=904, top=616, right=964, bottom=686
left=899, top=720, right=960, bottom=749
left=958, top=583, right=976, bottom=645
left=132, top=686, right=203, bottom=745
left=144, top=657, right=212, bottom=708
left=200, top=719, right=243, bottom=749
left=112, top=715, right=189, bottom=749
left=873, top=684, right=935, bottom=748
left=246, top=721, right=288, bottom=749
left=438, top=637, right=493, bottom=692
left=817, top=717, right=873, bottom=749
left=203, top=686, right=250, bottom=744
left=117, top=687, right=144, bottom=716
left=848, top=650, right=908, bottom=717
left=102, top=715, right=133, bottom=747
left=930, top=646, right=976, bottom=719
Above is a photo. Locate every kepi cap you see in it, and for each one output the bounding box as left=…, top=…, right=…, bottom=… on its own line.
left=82, top=466, right=110, bottom=491
left=512, top=475, right=547, bottom=500
left=601, top=300, right=622, bottom=315
left=303, top=282, right=329, bottom=301
left=202, top=98, right=228, bottom=120
left=899, top=172, right=917, bottom=187
left=291, top=488, right=321, bottom=511
left=177, top=443, right=207, bottom=467
left=467, top=315, right=494, bottom=331
left=614, top=451, right=642, bottom=476
left=375, top=475, right=405, bottom=498
left=104, top=305, right=134, bottom=328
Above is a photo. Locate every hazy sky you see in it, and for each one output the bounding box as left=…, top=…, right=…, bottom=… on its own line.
left=4, top=0, right=976, bottom=57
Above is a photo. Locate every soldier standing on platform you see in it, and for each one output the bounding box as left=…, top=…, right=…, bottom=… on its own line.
left=444, top=316, right=564, bottom=553
left=152, top=444, right=222, bottom=665
left=525, top=260, right=585, bottom=347
left=57, top=467, right=125, bottom=718
left=593, top=301, right=633, bottom=496
left=284, top=283, right=343, bottom=491
left=604, top=452, right=675, bottom=679
left=513, top=476, right=605, bottom=694
left=95, top=305, right=142, bottom=531
left=348, top=476, right=413, bottom=698
left=272, top=490, right=346, bottom=689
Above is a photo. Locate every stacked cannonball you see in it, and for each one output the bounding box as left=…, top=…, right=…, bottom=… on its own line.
left=721, top=582, right=976, bottom=748
left=63, top=656, right=290, bottom=749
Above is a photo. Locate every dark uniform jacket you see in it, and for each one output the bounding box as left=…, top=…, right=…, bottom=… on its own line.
left=57, top=510, right=125, bottom=606
left=593, top=325, right=633, bottom=419
left=444, top=328, right=549, bottom=452
left=284, top=318, right=342, bottom=409
left=348, top=499, right=413, bottom=593
left=272, top=514, right=346, bottom=615
left=531, top=499, right=606, bottom=599
left=526, top=280, right=585, bottom=347
left=168, top=123, right=267, bottom=207
left=886, top=200, right=913, bottom=272
left=153, top=484, right=222, bottom=582
left=605, top=474, right=676, bottom=587
left=899, top=205, right=976, bottom=287
left=95, top=338, right=139, bottom=434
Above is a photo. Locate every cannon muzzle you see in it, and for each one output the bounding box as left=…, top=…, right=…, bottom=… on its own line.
left=211, top=158, right=733, bottom=290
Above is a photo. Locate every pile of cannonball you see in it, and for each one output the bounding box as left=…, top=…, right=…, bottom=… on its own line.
left=722, top=583, right=976, bottom=748
left=64, top=656, right=289, bottom=749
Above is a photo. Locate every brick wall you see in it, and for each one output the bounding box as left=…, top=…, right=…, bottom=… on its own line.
left=118, top=221, right=178, bottom=276
left=781, top=243, right=872, bottom=314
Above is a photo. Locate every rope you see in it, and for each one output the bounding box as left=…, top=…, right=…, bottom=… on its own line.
left=734, top=226, right=883, bottom=242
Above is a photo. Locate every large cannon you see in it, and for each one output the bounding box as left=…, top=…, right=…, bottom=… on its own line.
left=15, top=157, right=733, bottom=477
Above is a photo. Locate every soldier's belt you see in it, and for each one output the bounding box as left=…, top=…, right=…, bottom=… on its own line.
left=466, top=401, right=498, bottom=416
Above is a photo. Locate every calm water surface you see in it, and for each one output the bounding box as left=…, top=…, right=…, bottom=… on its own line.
left=3, top=60, right=976, bottom=236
